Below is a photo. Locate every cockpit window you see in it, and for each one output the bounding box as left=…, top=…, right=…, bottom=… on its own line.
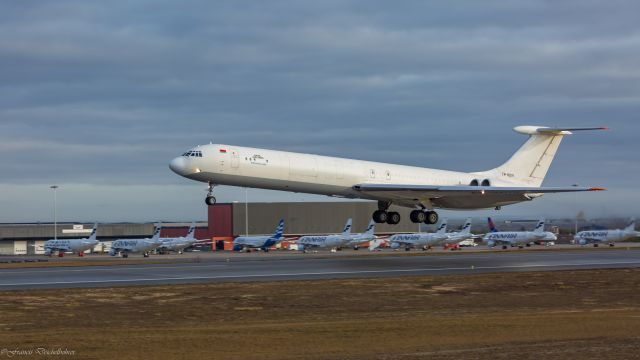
left=182, top=151, right=202, bottom=157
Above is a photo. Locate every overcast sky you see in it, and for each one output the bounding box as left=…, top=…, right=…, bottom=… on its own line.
left=1, top=1, right=638, bottom=223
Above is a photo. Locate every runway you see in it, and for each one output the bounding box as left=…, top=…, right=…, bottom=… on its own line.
left=1, top=249, right=639, bottom=290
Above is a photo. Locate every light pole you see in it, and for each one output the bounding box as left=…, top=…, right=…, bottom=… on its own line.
left=245, top=187, right=249, bottom=236
left=50, top=185, right=59, bottom=240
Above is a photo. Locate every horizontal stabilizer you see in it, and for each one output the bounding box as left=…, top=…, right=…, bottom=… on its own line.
left=354, top=184, right=606, bottom=194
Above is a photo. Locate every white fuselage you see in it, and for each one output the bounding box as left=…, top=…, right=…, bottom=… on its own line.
left=484, top=231, right=556, bottom=247
left=443, top=232, right=475, bottom=244
left=233, top=236, right=280, bottom=249
left=110, top=239, right=162, bottom=254
left=574, top=229, right=639, bottom=245
left=389, top=233, right=449, bottom=248
left=346, top=233, right=377, bottom=247
left=297, top=234, right=351, bottom=249
left=159, top=237, right=197, bottom=252
left=44, top=239, right=98, bottom=255
left=170, top=144, right=521, bottom=210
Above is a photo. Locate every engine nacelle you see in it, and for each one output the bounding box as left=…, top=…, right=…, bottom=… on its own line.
left=108, top=249, right=117, bottom=256
left=44, top=249, right=52, bottom=256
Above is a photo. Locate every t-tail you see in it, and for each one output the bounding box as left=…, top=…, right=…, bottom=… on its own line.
left=487, top=217, right=499, bottom=233
left=482, top=126, right=608, bottom=187
left=436, top=219, right=448, bottom=234
left=364, top=220, right=375, bottom=235
left=342, top=218, right=353, bottom=236
left=273, top=219, right=285, bottom=239
left=88, top=223, right=98, bottom=240
left=533, top=219, right=545, bottom=233
left=151, top=222, right=162, bottom=239
left=186, top=222, right=196, bottom=239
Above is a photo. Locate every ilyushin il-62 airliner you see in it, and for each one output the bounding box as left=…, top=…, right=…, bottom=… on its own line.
left=169, top=126, right=606, bottom=226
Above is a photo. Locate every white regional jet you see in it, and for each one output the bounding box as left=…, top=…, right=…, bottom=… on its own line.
left=484, top=218, right=556, bottom=249
left=109, top=222, right=163, bottom=258
left=346, top=220, right=377, bottom=250
left=43, top=223, right=99, bottom=257
left=169, top=126, right=606, bottom=225
left=157, top=222, right=198, bottom=254
left=232, top=219, right=285, bottom=252
left=297, top=219, right=353, bottom=251
left=387, top=219, right=449, bottom=251
left=574, top=219, right=639, bottom=247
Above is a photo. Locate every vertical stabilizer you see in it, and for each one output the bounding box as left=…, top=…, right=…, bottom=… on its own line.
left=88, top=223, right=98, bottom=240
left=487, top=126, right=606, bottom=186
left=533, top=219, right=545, bottom=233
left=151, top=222, right=162, bottom=239
left=625, top=218, right=636, bottom=232
left=436, top=219, right=448, bottom=234
left=342, top=218, right=353, bottom=236
left=460, top=218, right=472, bottom=234
left=488, top=218, right=499, bottom=233
left=364, top=220, right=375, bottom=235
left=273, top=219, right=285, bottom=239
left=186, top=222, right=196, bottom=239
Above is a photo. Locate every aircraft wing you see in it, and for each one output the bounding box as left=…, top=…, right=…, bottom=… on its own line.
left=353, top=184, right=605, bottom=208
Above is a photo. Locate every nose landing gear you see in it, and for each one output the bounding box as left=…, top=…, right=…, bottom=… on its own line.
left=205, top=182, right=217, bottom=206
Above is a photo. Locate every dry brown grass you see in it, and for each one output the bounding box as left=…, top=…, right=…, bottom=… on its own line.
left=1, top=269, right=640, bottom=359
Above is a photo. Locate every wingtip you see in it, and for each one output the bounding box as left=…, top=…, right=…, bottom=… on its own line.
left=589, top=187, right=607, bottom=191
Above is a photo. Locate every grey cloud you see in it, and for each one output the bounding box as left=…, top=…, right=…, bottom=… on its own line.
left=0, top=0, right=638, bottom=220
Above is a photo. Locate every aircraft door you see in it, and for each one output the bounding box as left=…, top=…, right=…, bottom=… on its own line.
left=231, top=149, right=240, bottom=169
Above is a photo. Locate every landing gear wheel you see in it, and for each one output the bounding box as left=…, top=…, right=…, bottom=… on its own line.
left=122, top=253, right=129, bottom=258
left=205, top=196, right=217, bottom=206
left=594, top=243, right=599, bottom=248
left=372, top=210, right=388, bottom=223
left=424, top=211, right=439, bottom=225
left=502, top=245, right=508, bottom=250
left=386, top=212, right=401, bottom=225
left=410, top=210, right=427, bottom=223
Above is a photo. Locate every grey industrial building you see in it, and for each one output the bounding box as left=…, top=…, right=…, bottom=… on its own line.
left=0, top=201, right=422, bottom=255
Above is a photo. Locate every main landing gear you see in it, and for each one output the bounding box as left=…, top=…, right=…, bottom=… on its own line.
left=205, top=182, right=217, bottom=206
left=371, top=201, right=439, bottom=225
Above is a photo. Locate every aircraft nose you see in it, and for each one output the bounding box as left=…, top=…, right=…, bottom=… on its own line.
left=169, top=157, right=188, bottom=176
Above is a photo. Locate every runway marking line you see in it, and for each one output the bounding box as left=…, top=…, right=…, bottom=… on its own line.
left=0, top=260, right=639, bottom=288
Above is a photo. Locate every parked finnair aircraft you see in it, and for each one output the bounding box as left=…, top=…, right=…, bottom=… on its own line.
left=386, top=220, right=449, bottom=251
left=346, top=220, right=377, bottom=250
left=158, top=222, right=198, bottom=254
left=484, top=218, right=556, bottom=249
left=170, top=126, right=606, bottom=225
left=574, top=219, right=639, bottom=247
left=232, top=219, right=285, bottom=252
left=109, top=223, right=163, bottom=258
left=297, top=219, right=353, bottom=251
left=442, top=218, right=480, bottom=247
left=43, top=223, right=99, bottom=257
